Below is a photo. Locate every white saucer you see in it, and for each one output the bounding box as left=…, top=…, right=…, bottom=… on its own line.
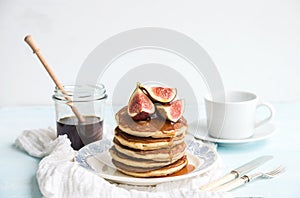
left=189, top=119, right=276, bottom=144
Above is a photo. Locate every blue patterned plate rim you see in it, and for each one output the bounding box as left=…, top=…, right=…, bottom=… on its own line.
left=75, top=136, right=218, bottom=185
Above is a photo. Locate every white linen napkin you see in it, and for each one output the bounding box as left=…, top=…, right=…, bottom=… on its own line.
left=15, top=127, right=232, bottom=198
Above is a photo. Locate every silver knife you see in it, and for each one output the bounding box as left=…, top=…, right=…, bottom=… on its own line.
left=200, top=155, right=273, bottom=191
left=213, top=165, right=285, bottom=192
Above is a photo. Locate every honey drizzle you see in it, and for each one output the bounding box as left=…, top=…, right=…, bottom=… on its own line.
left=161, top=121, right=180, bottom=164
left=154, top=164, right=195, bottom=178
left=168, top=164, right=195, bottom=177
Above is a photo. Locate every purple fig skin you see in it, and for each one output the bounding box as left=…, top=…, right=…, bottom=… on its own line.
left=156, top=100, right=184, bottom=122
left=139, top=85, right=177, bottom=103
left=132, top=112, right=151, bottom=121
left=127, top=86, right=155, bottom=121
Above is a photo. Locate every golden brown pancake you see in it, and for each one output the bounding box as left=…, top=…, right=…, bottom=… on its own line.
left=112, top=155, right=188, bottom=177
left=115, top=106, right=187, bottom=138
left=114, top=127, right=185, bottom=150
left=109, top=146, right=176, bottom=168
left=113, top=138, right=186, bottom=162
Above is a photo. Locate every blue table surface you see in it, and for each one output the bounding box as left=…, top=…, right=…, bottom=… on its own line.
left=0, top=104, right=299, bottom=197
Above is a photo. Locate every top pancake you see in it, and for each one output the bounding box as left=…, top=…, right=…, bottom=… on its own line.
left=115, top=106, right=188, bottom=138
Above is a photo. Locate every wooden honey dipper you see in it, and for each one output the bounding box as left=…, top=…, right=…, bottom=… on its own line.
left=24, top=35, right=85, bottom=123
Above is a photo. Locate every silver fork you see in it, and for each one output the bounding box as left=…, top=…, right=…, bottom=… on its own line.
left=213, top=166, right=286, bottom=192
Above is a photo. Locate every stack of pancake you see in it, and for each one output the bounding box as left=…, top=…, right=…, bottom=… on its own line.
left=109, top=106, right=188, bottom=177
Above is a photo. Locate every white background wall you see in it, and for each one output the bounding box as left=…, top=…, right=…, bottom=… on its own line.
left=1, top=0, right=300, bottom=107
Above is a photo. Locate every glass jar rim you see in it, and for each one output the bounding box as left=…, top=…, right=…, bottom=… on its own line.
left=52, top=84, right=107, bottom=102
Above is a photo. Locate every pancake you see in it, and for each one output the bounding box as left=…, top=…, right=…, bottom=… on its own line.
left=114, top=127, right=185, bottom=150
left=113, top=138, right=186, bottom=162
left=115, top=106, right=187, bottom=138
left=109, top=146, right=175, bottom=168
left=112, top=155, right=188, bottom=177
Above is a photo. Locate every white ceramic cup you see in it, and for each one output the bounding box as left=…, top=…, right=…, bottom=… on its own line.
left=204, top=91, right=275, bottom=139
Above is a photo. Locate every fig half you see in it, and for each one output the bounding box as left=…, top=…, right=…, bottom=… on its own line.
left=156, top=99, right=184, bottom=122
left=139, top=84, right=177, bottom=103
left=127, top=86, right=155, bottom=121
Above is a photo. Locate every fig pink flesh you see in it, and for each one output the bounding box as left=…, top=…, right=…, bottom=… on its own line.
left=151, top=87, right=175, bottom=100
left=128, top=89, right=154, bottom=116
left=170, top=100, right=182, bottom=119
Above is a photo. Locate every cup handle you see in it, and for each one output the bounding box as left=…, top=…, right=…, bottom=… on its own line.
left=255, top=102, right=275, bottom=128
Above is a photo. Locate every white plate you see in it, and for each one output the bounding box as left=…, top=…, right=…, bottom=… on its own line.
left=189, top=119, right=276, bottom=144
left=75, top=137, right=218, bottom=186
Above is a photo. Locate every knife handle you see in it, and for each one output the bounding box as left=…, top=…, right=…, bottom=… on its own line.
left=213, top=176, right=249, bottom=192
left=200, top=173, right=237, bottom=191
